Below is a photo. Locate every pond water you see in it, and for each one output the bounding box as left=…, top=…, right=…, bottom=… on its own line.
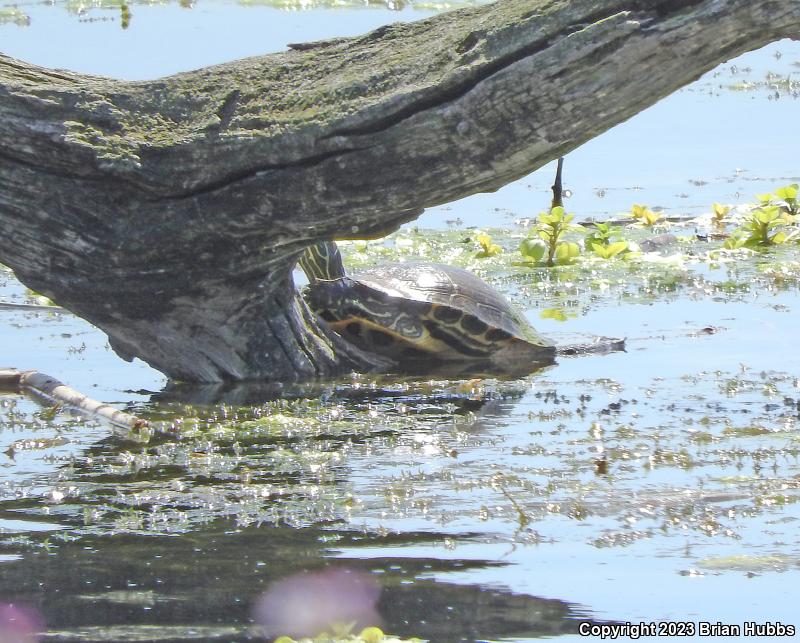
left=1, top=2, right=800, bottom=642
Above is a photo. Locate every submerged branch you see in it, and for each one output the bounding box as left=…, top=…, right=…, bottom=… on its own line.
left=0, top=368, right=149, bottom=434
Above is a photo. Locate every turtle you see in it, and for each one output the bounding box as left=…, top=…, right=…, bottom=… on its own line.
left=297, top=241, right=558, bottom=370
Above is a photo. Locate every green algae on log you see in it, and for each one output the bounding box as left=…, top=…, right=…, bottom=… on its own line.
left=0, top=0, right=799, bottom=381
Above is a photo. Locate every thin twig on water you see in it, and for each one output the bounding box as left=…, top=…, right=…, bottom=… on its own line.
left=0, top=368, right=149, bottom=435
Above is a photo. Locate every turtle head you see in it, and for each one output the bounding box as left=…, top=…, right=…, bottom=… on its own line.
left=302, top=275, right=356, bottom=324
left=298, top=241, right=346, bottom=283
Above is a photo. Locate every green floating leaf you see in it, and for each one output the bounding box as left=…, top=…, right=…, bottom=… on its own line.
left=555, top=241, right=580, bottom=264
left=540, top=307, right=573, bottom=322
left=519, top=238, right=547, bottom=262
left=699, top=554, right=790, bottom=572
left=591, top=240, right=629, bottom=259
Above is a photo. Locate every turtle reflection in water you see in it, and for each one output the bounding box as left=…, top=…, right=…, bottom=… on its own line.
left=298, top=242, right=623, bottom=375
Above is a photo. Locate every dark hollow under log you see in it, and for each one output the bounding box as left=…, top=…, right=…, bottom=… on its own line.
left=0, top=0, right=798, bottom=381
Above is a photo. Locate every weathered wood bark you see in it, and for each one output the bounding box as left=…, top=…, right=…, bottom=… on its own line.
left=0, top=0, right=798, bottom=381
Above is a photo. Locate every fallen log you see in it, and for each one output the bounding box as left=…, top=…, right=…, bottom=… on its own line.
left=0, top=368, right=149, bottom=433
left=0, top=0, right=797, bottom=381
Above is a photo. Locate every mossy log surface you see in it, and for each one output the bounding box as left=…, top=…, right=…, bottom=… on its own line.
left=1, top=0, right=798, bottom=381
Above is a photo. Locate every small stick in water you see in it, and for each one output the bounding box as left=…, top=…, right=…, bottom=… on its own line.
left=0, top=368, right=148, bottom=433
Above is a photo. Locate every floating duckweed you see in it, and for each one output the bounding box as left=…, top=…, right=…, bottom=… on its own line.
left=0, top=6, right=30, bottom=25
left=698, top=555, right=791, bottom=572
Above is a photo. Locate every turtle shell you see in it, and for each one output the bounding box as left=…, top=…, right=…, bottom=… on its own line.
left=304, top=262, right=555, bottom=365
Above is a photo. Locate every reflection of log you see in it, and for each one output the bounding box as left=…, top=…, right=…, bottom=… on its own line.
left=0, top=368, right=148, bottom=432
left=0, top=520, right=597, bottom=641
left=1, top=0, right=798, bottom=381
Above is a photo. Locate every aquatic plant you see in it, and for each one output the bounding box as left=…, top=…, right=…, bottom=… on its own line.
left=585, top=222, right=630, bottom=259
left=474, top=232, right=502, bottom=258
left=519, top=206, right=580, bottom=267
left=724, top=204, right=798, bottom=248
left=584, top=222, right=613, bottom=248
left=774, top=183, right=799, bottom=217
left=630, top=204, right=662, bottom=226
left=591, top=240, right=630, bottom=259
left=756, top=184, right=798, bottom=216
left=711, top=203, right=731, bottom=223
